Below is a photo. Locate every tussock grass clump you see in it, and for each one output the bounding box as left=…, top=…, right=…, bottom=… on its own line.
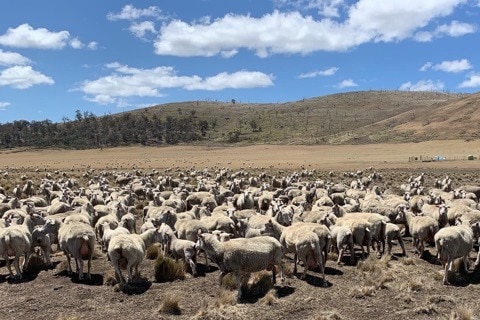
left=401, top=257, right=416, bottom=265
left=25, top=253, right=45, bottom=273
left=242, top=271, right=274, bottom=297
left=428, top=295, right=454, bottom=304
left=154, top=252, right=185, bottom=282
left=357, top=255, right=391, bottom=273
left=103, top=269, right=117, bottom=286
left=450, top=306, right=474, bottom=320
left=398, top=277, right=424, bottom=293
left=414, top=304, right=437, bottom=315
left=214, top=289, right=238, bottom=307
left=349, top=285, right=376, bottom=299
left=159, top=293, right=181, bottom=315
left=192, top=301, right=242, bottom=320
left=258, top=289, right=277, bottom=306
left=146, top=244, right=161, bottom=260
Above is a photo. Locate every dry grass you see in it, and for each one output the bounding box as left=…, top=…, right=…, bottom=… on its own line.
left=398, top=276, right=424, bottom=293
left=314, top=310, right=344, bottom=320
left=258, top=289, right=277, bottom=306
left=357, top=255, right=391, bottom=273
left=159, top=293, right=181, bottom=315
left=450, top=306, right=474, bottom=320
left=145, top=244, right=161, bottom=260
left=242, top=271, right=274, bottom=297
left=55, top=315, right=81, bottom=320
left=153, top=252, right=185, bottom=282
left=414, top=304, right=438, bottom=315
left=214, top=289, right=238, bottom=307
left=349, top=285, right=376, bottom=299
left=103, top=269, right=117, bottom=286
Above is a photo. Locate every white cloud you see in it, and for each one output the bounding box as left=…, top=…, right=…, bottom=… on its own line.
left=435, top=20, right=476, bottom=37
left=77, top=62, right=274, bottom=105
left=458, top=74, right=480, bottom=88
left=335, top=79, right=357, bottom=88
left=420, top=59, right=472, bottom=73
left=154, top=0, right=468, bottom=57
left=87, top=41, right=98, bottom=50
left=399, top=80, right=444, bottom=91
left=433, top=59, right=472, bottom=73
left=184, top=71, right=274, bottom=90
left=69, top=37, right=84, bottom=49
left=0, top=49, right=31, bottom=66
left=420, top=62, right=433, bottom=72
left=0, top=23, right=70, bottom=49
left=0, top=101, right=10, bottom=110
left=129, top=21, right=156, bottom=39
left=107, top=4, right=162, bottom=21
left=0, top=65, right=54, bottom=89
left=414, top=20, right=475, bottom=42
left=298, top=67, right=339, bottom=78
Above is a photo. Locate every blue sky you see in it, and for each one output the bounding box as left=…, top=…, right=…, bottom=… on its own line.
left=0, top=0, right=479, bottom=123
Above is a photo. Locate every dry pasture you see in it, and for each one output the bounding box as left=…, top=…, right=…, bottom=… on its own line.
left=1, top=142, right=480, bottom=320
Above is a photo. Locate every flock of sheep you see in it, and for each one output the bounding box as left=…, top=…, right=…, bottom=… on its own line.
left=1, top=166, right=480, bottom=300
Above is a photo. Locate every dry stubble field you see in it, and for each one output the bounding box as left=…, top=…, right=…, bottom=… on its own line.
left=1, top=141, right=480, bottom=320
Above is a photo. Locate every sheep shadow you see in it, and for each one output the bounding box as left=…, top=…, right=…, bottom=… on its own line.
left=195, top=262, right=219, bottom=277
left=302, top=273, right=331, bottom=288
left=118, top=278, right=152, bottom=295
left=55, top=270, right=104, bottom=286
left=237, top=284, right=295, bottom=304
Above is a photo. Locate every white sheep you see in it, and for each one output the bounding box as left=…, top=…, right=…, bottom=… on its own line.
left=335, top=217, right=372, bottom=259
left=158, top=223, right=197, bottom=276
left=119, top=212, right=136, bottom=234
left=401, top=210, right=439, bottom=256
left=101, top=222, right=130, bottom=253
left=385, top=223, right=406, bottom=256
left=58, top=221, right=96, bottom=280
left=107, top=228, right=161, bottom=284
left=0, top=215, right=33, bottom=279
left=434, top=224, right=474, bottom=284
left=280, top=225, right=325, bottom=284
left=329, top=225, right=354, bottom=264
left=196, top=232, right=285, bottom=300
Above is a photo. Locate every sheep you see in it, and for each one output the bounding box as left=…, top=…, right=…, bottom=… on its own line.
left=385, top=223, right=406, bottom=256
left=200, top=214, right=236, bottom=236
left=195, top=232, right=285, bottom=300
left=58, top=221, right=96, bottom=280
left=101, top=222, right=130, bottom=254
left=434, top=224, right=474, bottom=284
left=119, top=212, right=136, bottom=234
left=400, top=210, right=439, bottom=256
left=31, top=227, right=54, bottom=266
left=421, top=203, right=449, bottom=228
left=344, top=212, right=389, bottom=255
left=107, top=228, right=161, bottom=285
left=280, top=225, right=325, bottom=284
left=158, top=223, right=197, bottom=276
left=335, top=217, right=372, bottom=259
left=329, top=225, right=354, bottom=264
left=0, top=215, right=33, bottom=279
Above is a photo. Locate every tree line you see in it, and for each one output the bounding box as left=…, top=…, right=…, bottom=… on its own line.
left=0, top=110, right=211, bottom=149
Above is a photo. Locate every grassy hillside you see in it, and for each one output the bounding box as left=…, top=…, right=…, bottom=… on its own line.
left=126, top=90, right=468, bottom=145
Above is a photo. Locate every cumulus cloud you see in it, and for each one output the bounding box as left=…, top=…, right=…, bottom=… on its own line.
left=335, top=79, right=357, bottom=88
left=107, top=4, right=162, bottom=21
left=0, top=49, right=31, bottom=66
left=154, top=0, right=468, bottom=57
left=420, top=59, right=472, bottom=73
left=77, top=62, right=274, bottom=105
left=458, top=74, right=480, bottom=88
left=0, top=24, right=70, bottom=49
left=87, top=41, right=98, bottom=50
left=298, top=67, right=339, bottom=78
left=129, top=21, right=156, bottom=39
left=399, top=79, right=444, bottom=91
left=0, top=101, right=10, bottom=110
left=274, top=0, right=346, bottom=18
left=0, top=65, right=54, bottom=89
left=69, top=37, right=84, bottom=49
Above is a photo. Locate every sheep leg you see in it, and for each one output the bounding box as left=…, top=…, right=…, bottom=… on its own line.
left=349, top=242, right=355, bottom=263
left=337, top=246, right=344, bottom=265
left=444, top=258, right=452, bottom=285
left=218, top=271, right=228, bottom=286
left=21, top=251, right=30, bottom=273
left=188, top=258, right=197, bottom=277
left=397, top=235, right=407, bottom=257
left=86, top=257, right=92, bottom=280
left=112, top=260, right=125, bottom=285
left=13, top=254, right=22, bottom=279
left=5, top=255, right=14, bottom=278
left=235, top=273, right=243, bottom=301
left=293, top=252, right=298, bottom=275
left=475, top=250, right=480, bottom=269
left=77, top=258, right=84, bottom=280
left=64, top=251, right=73, bottom=274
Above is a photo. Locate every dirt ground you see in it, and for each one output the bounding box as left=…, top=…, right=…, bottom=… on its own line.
left=1, top=142, right=480, bottom=320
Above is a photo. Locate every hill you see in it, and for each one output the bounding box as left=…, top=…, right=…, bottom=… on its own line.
left=127, top=90, right=470, bottom=144
left=0, top=90, right=476, bottom=149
